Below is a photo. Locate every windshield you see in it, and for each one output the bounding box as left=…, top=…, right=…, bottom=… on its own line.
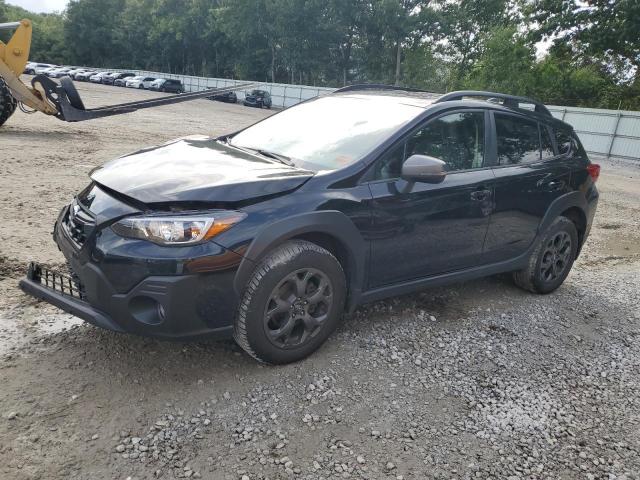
left=230, top=95, right=424, bottom=171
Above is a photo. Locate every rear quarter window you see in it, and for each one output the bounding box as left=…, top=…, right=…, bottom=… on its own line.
left=541, top=125, right=555, bottom=159
left=495, top=113, right=540, bottom=165
left=555, top=128, right=573, bottom=155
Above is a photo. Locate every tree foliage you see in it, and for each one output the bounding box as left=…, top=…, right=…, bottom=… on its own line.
left=1, top=0, right=637, bottom=109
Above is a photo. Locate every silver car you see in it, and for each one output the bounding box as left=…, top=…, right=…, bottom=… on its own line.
left=126, top=76, right=156, bottom=89
left=89, top=72, right=114, bottom=84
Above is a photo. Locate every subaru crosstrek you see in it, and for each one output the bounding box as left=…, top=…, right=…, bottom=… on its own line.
left=20, top=86, right=600, bottom=364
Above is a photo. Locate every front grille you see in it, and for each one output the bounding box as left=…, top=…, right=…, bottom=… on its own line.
left=62, top=200, right=96, bottom=248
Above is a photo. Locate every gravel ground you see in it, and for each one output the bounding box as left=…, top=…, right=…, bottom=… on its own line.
left=0, top=81, right=639, bottom=479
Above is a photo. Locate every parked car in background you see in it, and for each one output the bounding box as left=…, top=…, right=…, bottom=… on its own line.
left=67, top=68, right=88, bottom=79
left=104, top=72, right=135, bottom=86
left=25, top=63, right=54, bottom=74
left=210, top=90, right=237, bottom=103
left=243, top=89, right=272, bottom=109
left=148, top=78, right=184, bottom=93
left=75, top=71, right=97, bottom=81
left=89, top=72, right=114, bottom=84
left=34, top=65, right=58, bottom=75
left=114, top=76, right=130, bottom=87
left=23, top=62, right=34, bottom=74
left=126, top=76, right=156, bottom=89
left=48, top=67, right=73, bottom=78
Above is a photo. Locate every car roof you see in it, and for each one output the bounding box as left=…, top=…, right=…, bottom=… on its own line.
left=330, top=86, right=573, bottom=130
left=331, top=90, right=441, bottom=109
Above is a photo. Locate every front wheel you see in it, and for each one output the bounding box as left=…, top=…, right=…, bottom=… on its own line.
left=0, top=78, right=18, bottom=128
left=234, top=240, right=346, bottom=364
left=512, top=216, right=578, bottom=294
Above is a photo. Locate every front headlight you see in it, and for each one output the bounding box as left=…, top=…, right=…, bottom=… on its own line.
left=111, top=211, right=246, bottom=246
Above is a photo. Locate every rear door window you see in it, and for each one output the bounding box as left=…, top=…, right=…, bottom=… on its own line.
left=495, top=113, right=540, bottom=165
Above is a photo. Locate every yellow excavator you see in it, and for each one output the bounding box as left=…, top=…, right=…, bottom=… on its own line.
left=0, top=19, right=252, bottom=127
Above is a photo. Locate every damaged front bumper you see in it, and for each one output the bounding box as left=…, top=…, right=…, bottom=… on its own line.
left=19, top=201, right=245, bottom=340
left=20, top=262, right=125, bottom=333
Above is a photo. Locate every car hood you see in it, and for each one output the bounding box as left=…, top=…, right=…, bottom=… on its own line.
left=91, top=136, right=315, bottom=204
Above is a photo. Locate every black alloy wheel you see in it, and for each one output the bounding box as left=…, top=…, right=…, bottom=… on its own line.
left=539, top=231, right=572, bottom=283
left=263, top=268, right=334, bottom=349
left=234, top=240, right=346, bottom=364
left=513, top=216, right=578, bottom=294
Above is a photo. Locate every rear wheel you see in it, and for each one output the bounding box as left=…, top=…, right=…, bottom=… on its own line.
left=0, top=78, right=18, bottom=127
left=234, top=240, right=346, bottom=364
left=512, top=216, right=578, bottom=294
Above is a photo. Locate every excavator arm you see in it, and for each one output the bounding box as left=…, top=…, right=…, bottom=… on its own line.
left=0, top=19, right=253, bottom=126
left=0, top=20, right=58, bottom=115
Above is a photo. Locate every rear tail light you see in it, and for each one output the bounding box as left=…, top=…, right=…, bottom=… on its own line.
left=587, top=164, right=600, bottom=182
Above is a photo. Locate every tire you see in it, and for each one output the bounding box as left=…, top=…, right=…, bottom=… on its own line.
left=234, top=240, right=346, bottom=364
left=512, top=216, right=578, bottom=294
left=0, top=78, right=18, bottom=128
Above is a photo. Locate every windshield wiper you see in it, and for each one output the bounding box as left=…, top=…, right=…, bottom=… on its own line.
left=254, top=149, right=295, bottom=166
left=224, top=140, right=295, bottom=167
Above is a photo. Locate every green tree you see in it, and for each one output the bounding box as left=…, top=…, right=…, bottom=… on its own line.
left=526, top=0, right=640, bottom=81
left=65, top=0, right=126, bottom=67
left=435, top=0, right=508, bottom=88
left=325, top=0, right=368, bottom=86
left=2, top=4, right=67, bottom=64
left=530, top=44, right=614, bottom=107
left=403, top=43, right=449, bottom=92
left=464, top=26, right=535, bottom=95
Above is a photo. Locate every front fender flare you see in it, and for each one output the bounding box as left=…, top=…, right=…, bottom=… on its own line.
left=232, top=211, right=367, bottom=307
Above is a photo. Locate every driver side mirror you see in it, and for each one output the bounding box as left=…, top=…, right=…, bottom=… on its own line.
left=401, top=154, right=447, bottom=183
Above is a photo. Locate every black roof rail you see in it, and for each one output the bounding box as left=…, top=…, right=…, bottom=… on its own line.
left=435, top=90, right=552, bottom=117
left=334, top=83, right=435, bottom=94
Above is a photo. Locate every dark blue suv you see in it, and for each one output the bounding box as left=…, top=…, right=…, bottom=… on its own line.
left=20, top=86, right=599, bottom=364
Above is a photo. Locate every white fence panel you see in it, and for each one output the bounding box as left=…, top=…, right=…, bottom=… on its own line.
left=547, top=106, right=639, bottom=161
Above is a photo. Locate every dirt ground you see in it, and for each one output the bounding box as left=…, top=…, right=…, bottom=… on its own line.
left=0, top=81, right=639, bottom=480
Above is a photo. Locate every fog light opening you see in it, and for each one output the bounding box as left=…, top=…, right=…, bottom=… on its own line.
left=129, top=296, right=165, bottom=326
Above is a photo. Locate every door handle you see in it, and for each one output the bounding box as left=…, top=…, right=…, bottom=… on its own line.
left=470, top=189, right=491, bottom=201
left=545, top=180, right=565, bottom=191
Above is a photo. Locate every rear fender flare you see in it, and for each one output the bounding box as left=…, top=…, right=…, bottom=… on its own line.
left=538, top=192, right=587, bottom=234
left=233, top=211, right=367, bottom=305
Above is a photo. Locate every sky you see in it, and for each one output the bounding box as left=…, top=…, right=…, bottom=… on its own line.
left=8, top=0, right=68, bottom=13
